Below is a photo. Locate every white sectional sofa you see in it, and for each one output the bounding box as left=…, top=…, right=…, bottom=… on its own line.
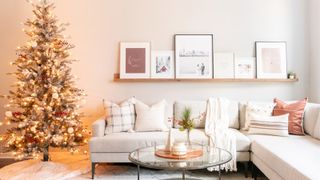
left=248, top=103, right=320, bottom=180
left=89, top=100, right=320, bottom=180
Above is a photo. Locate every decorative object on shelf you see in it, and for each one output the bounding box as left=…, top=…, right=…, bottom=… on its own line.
left=179, top=107, right=195, bottom=145
left=175, top=34, right=213, bottom=79
left=234, top=57, right=256, bottom=79
left=165, top=129, right=174, bottom=152
left=288, top=72, right=297, bottom=79
left=151, top=50, right=174, bottom=79
left=0, top=0, right=89, bottom=161
left=171, top=141, right=188, bottom=156
left=214, top=52, right=235, bottom=78
left=120, top=42, right=151, bottom=79
left=256, top=41, right=287, bottom=79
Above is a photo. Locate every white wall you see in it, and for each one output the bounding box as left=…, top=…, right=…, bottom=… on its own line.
left=0, top=0, right=309, bottom=130
left=309, top=0, right=320, bottom=103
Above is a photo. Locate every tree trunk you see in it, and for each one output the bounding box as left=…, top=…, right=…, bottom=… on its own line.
left=43, top=145, right=49, bottom=161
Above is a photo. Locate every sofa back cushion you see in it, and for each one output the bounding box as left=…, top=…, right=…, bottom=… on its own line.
left=174, top=100, right=239, bottom=129
left=174, top=101, right=207, bottom=128
left=304, top=103, right=320, bottom=136
left=228, top=101, right=240, bottom=129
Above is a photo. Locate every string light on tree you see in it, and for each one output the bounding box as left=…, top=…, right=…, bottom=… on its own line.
left=0, top=0, right=89, bottom=161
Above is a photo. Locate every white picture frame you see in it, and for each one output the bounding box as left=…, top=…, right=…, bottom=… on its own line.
left=151, top=50, right=174, bottom=79
left=234, top=57, right=256, bottom=79
left=214, top=52, right=235, bottom=79
left=175, top=34, right=213, bottom=79
left=120, top=42, right=150, bottom=79
left=256, top=42, right=287, bottom=79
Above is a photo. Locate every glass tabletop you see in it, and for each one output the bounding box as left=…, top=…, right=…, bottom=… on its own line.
left=128, top=144, right=232, bottom=170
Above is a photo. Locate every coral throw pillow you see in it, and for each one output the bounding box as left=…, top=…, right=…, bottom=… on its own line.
left=273, top=98, right=308, bottom=135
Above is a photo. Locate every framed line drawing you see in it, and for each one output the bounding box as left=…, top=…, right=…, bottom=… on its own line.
left=120, top=42, right=150, bottom=79
left=234, top=57, right=256, bottom=79
left=256, top=41, right=287, bottom=79
left=175, top=34, right=213, bottom=79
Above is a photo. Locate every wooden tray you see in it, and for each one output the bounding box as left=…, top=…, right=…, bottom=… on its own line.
left=155, top=149, right=203, bottom=160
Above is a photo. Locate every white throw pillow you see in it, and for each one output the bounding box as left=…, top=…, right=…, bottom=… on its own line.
left=103, top=98, right=136, bottom=135
left=134, top=99, right=169, bottom=132
left=248, top=113, right=289, bottom=136
left=243, top=102, right=275, bottom=130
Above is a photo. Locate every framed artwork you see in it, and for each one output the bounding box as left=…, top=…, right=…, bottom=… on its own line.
left=175, top=34, right=213, bottom=79
left=120, top=42, right=150, bottom=79
left=234, top=57, right=256, bottom=79
left=256, top=42, right=287, bottom=79
left=151, top=50, right=174, bottom=79
left=214, top=52, right=235, bottom=78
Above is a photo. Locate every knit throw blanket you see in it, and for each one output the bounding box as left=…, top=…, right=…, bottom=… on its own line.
left=205, top=97, right=237, bottom=171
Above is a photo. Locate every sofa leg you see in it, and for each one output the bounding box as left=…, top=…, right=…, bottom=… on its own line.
left=252, top=163, right=257, bottom=180
left=91, top=162, right=96, bottom=179
left=244, top=162, right=249, bottom=178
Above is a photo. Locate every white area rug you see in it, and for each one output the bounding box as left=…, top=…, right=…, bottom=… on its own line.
left=91, top=164, right=253, bottom=180
left=0, top=152, right=258, bottom=180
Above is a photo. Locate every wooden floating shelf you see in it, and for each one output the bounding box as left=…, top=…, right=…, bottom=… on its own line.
left=113, top=74, right=299, bottom=83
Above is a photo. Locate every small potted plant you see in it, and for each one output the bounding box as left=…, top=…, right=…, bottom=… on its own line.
left=288, top=72, right=296, bottom=79
left=179, top=107, right=195, bottom=146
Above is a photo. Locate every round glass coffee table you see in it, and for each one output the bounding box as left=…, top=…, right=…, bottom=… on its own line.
left=128, top=144, right=232, bottom=180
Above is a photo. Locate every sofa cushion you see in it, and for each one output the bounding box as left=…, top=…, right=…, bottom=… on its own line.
left=174, top=100, right=239, bottom=129
left=239, top=101, right=275, bottom=130
left=174, top=101, right=207, bottom=128
left=247, top=133, right=320, bottom=180
left=134, top=99, right=168, bottom=132
left=273, top=98, right=307, bottom=135
left=229, top=128, right=251, bottom=152
left=313, top=114, right=320, bottom=140
left=304, top=103, right=320, bottom=136
left=248, top=113, right=289, bottom=137
left=228, top=101, right=240, bottom=129
left=103, top=98, right=136, bottom=134
left=89, top=129, right=250, bottom=153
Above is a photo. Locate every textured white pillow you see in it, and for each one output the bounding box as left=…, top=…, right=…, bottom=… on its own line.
left=134, top=100, right=169, bottom=132
left=243, top=102, right=275, bottom=130
left=103, top=97, right=136, bottom=135
left=248, top=113, right=289, bottom=136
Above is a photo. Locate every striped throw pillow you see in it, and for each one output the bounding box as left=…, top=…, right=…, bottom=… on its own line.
left=248, top=113, right=289, bottom=136
left=103, top=98, right=136, bottom=135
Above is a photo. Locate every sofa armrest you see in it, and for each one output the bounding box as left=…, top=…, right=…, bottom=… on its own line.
left=92, top=117, right=105, bottom=137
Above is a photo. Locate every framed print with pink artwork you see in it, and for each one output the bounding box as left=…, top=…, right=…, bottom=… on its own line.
left=256, top=42, right=287, bottom=79
left=120, top=42, right=150, bottom=79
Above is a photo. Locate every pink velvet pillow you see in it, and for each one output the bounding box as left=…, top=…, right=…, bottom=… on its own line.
left=273, top=98, right=308, bottom=135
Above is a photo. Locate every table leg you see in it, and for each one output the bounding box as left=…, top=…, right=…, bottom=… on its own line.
left=218, top=165, right=221, bottom=180
left=137, top=165, right=140, bottom=180
left=182, top=170, right=186, bottom=180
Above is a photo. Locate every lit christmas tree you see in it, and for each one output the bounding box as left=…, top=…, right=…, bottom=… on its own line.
left=0, top=0, right=89, bottom=161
